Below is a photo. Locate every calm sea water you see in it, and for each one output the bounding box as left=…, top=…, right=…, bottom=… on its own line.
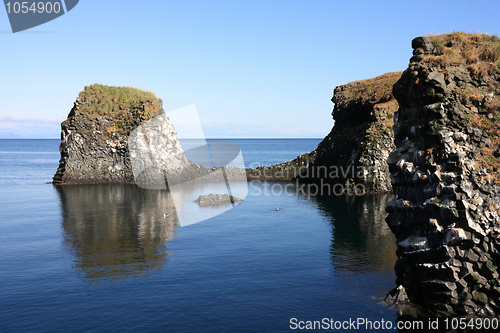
left=0, top=139, right=399, bottom=332
left=180, top=138, right=322, bottom=168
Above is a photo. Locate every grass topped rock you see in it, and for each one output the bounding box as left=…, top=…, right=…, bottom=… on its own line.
left=53, top=84, right=196, bottom=184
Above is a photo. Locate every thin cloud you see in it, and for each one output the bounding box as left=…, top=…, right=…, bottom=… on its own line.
left=0, top=115, right=65, bottom=124
left=0, top=115, right=64, bottom=138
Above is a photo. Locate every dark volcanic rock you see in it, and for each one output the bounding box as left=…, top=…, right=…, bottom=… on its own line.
left=300, top=72, right=401, bottom=192
left=245, top=150, right=317, bottom=182
left=53, top=84, right=202, bottom=185
left=385, top=285, right=409, bottom=305
left=386, top=33, right=500, bottom=316
left=248, top=73, right=401, bottom=194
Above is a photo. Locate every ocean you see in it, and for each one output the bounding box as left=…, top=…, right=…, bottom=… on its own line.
left=0, top=139, right=399, bottom=332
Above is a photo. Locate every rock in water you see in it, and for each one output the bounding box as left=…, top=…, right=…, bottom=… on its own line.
left=306, top=72, right=401, bottom=192
left=386, top=33, right=500, bottom=316
left=248, top=72, right=401, bottom=193
left=193, top=193, right=243, bottom=206
left=52, top=84, right=195, bottom=184
left=385, top=285, right=409, bottom=305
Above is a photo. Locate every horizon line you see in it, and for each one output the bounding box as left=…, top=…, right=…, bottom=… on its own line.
left=0, top=137, right=324, bottom=140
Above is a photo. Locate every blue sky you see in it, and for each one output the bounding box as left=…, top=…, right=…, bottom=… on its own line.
left=1, top=0, right=499, bottom=138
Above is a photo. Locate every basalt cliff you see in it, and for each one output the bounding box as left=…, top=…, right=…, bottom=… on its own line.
left=304, top=72, right=401, bottom=192
left=386, top=33, right=500, bottom=316
left=250, top=72, right=401, bottom=193
left=53, top=84, right=200, bottom=185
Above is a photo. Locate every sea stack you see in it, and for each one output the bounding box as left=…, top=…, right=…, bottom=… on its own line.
left=386, top=33, right=500, bottom=316
left=53, top=84, right=193, bottom=184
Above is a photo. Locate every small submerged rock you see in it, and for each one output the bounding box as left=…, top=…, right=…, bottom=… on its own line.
left=385, top=285, right=409, bottom=305
left=194, top=193, right=243, bottom=207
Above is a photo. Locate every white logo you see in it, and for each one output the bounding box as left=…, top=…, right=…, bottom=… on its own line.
left=129, top=105, right=248, bottom=227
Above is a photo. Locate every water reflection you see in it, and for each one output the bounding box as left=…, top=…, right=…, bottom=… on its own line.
left=56, top=185, right=178, bottom=281
left=56, top=182, right=397, bottom=284
left=314, top=194, right=397, bottom=272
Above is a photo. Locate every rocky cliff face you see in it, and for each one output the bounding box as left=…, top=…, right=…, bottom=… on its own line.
left=247, top=73, right=401, bottom=192
left=299, top=72, right=401, bottom=192
left=386, top=33, right=500, bottom=316
left=53, top=84, right=194, bottom=184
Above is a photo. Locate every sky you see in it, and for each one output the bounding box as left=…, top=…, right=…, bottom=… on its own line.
left=0, top=0, right=499, bottom=138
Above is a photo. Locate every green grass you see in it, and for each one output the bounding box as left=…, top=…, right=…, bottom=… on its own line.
left=484, top=154, right=498, bottom=165
left=422, top=32, right=500, bottom=77
left=456, top=86, right=487, bottom=98
left=80, top=84, right=157, bottom=103
left=343, top=72, right=402, bottom=102
left=77, top=84, right=160, bottom=117
left=70, top=84, right=163, bottom=138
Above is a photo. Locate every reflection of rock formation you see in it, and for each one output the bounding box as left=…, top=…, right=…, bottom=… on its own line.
left=56, top=185, right=178, bottom=281
left=314, top=194, right=397, bottom=271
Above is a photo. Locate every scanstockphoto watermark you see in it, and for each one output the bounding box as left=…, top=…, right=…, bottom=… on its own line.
left=248, top=160, right=383, bottom=197
left=128, top=105, right=249, bottom=227
left=127, top=103, right=376, bottom=226
left=289, top=317, right=500, bottom=331
left=250, top=179, right=367, bottom=198
left=3, top=0, right=79, bottom=33
left=290, top=317, right=398, bottom=331
left=248, top=160, right=383, bottom=183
